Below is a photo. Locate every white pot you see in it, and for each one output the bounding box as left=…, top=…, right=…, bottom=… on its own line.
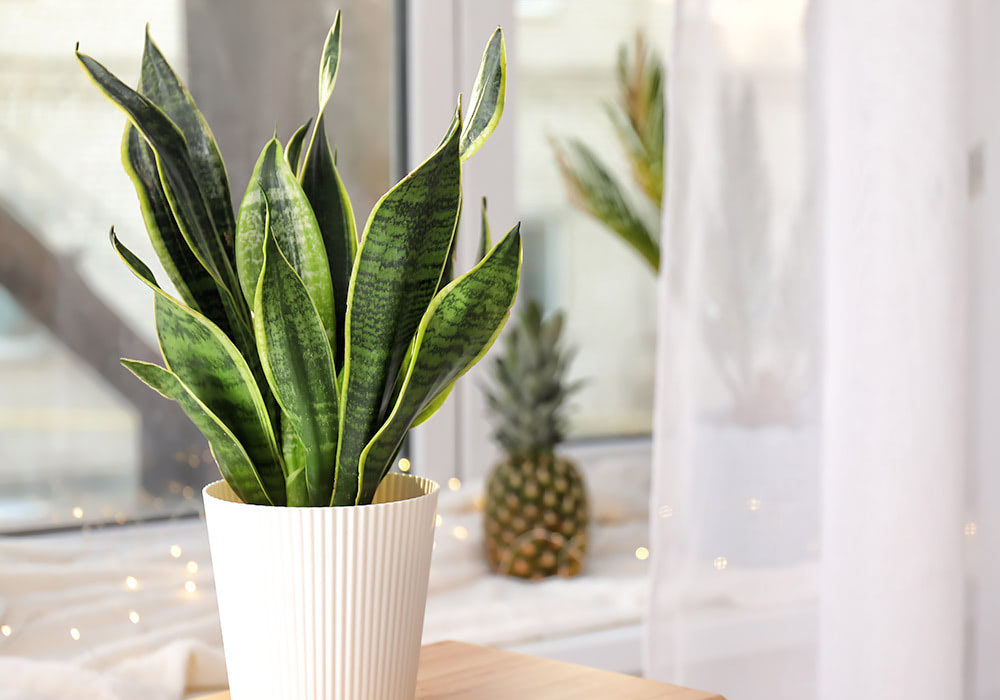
left=203, top=473, right=439, bottom=700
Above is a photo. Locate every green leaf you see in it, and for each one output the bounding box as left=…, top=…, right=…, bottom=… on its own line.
left=254, top=222, right=339, bottom=507
left=300, top=113, right=358, bottom=369
left=140, top=28, right=236, bottom=259
left=478, top=196, right=492, bottom=261
left=121, top=360, right=276, bottom=506
left=286, top=118, right=313, bottom=175
left=335, top=110, right=463, bottom=506
left=121, top=125, right=232, bottom=334
left=317, top=11, right=342, bottom=113
left=552, top=138, right=660, bottom=270
left=76, top=50, right=247, bottom=323
left=460, top=27, right=506, bottom=161
left=110, top=230, right=285, bottom=504
left=236, top=139, right=335, bottom=341
left=357, top=224, right=522, bottom=503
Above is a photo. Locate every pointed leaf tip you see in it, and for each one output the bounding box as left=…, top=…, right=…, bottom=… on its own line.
left=318, top=10, right=343, bottom=112
left=460, top=27, right=507, bottom=161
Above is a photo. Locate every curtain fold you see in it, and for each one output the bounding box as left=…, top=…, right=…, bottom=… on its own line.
left=647, top=1, right=1000, bottom=698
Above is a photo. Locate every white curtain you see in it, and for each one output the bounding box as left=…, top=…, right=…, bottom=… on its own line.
left=646, top=1, right=1000, bottom=699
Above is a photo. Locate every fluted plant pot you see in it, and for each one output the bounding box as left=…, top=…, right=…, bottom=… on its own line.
left=204, top=474, right=439, bottom=700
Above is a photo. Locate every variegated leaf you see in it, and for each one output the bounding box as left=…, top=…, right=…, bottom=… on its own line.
left=110, top=230, right=285, bottom=504
left=140, top=29, right=236, bottom=258
left=357, top=224, right=522, bottom=503
left=121, top=124, right=232, bottom=335
left=300, top=114, right=357, bottom=369
left=254, top=222, right=339, bottom=507
left=460, top=28, right=506, bottom=161
left=122, top=360, right=276, bottom=506
left=76, top=51, right=246, bottom=322
left=286, top=118, right=313, bottom=175
left=236, top=139, right=335, bottom=341
left=335, top=108, right=463, bottom=506
left=318, top=11, right=342, bottom=113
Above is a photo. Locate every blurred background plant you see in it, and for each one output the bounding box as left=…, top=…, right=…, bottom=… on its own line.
left=552, top=34, right=811, bottom=428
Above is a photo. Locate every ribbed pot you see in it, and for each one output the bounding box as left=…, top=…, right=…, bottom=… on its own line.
left=203, top=474, right=439, bottom=700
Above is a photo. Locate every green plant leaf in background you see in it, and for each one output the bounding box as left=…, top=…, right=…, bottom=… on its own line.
left=551, top=138, right=659, bottom=271
left=254, top=217, right=339, bottom=507
left=285, top=118, right=313, bottom=175
left=460, top=27, right=506, bottom=161
left=236, top=138, right=336, bottom=342
left=110, top=230, right=285, bottom=505
left=122, top=360, right=275, bottom=506
left=356, top=224, right=522, bottom=503
left=334, top=108, right=463, bottom=506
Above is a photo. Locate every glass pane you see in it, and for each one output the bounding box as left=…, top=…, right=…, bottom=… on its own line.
left=516, top=0, right=672, bottom=438
left=0, top=0, right=393, bottom=532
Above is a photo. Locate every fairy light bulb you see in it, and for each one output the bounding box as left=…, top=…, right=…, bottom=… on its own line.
left=69, top=627, right=81, bottom=641
left=169, top=544, right=182, bottom=558
left=398, top=458, right=411, bottom=473
left=186, top=560, right=199, bottom=574
left=635, top=546, right=650, bottom=561
left=125, top=576, right=138, bottom=591
left=184, top=580, right=197, bottom=593
left=448, top=477, right=461, bottom=491
left=72, top=507, right=84, bottom=519
left=1, top=625, right=11, bottom=638
left=128, top=611, right=140, bottom=624
left=452, top=526, right=469, bottom=541
left=713, top=556, right=728, bottom=571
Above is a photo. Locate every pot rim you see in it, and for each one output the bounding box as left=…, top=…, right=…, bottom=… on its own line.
left=202, top=473, right=439, bottom=512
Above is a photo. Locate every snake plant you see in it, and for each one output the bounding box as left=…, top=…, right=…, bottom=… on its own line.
left=76, top=15, right=520, bottom=507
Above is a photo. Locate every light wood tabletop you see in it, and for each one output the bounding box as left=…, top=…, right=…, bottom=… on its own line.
left=195, top=640, right=724, bottom=699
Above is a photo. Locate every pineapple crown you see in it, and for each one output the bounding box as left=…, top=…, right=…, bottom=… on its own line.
left=485, top=300, right=581, bottom=459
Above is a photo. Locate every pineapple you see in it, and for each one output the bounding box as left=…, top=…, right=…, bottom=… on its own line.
left=483, top=301, right=589, bottom=579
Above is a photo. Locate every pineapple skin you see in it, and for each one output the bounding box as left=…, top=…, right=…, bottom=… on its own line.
left=484, top=453, right=589, bottom=580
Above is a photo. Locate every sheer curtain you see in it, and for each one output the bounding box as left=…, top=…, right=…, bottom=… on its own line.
left=646, top=1, right=1000, bottom=699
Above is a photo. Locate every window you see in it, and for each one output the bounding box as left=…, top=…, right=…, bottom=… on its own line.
left=516, top=0, right=672, bottom=439
left=0, top=0, right=394, bottom=532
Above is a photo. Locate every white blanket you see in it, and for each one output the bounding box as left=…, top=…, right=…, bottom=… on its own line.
left=0, top=478, right=649, bottom=698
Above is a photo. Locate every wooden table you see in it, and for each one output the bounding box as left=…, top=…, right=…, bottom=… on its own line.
left=197, top=640, right=724, bottom=699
